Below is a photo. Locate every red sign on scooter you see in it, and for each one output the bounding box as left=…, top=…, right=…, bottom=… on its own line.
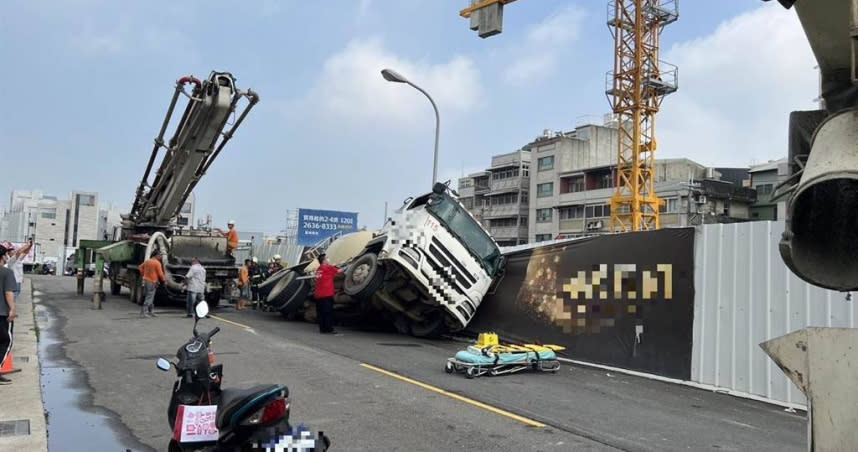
left=173, top=405, right=219, bottom=443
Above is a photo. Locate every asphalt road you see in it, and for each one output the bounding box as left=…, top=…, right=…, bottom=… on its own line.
left=33, top=275, right=806, bottom=451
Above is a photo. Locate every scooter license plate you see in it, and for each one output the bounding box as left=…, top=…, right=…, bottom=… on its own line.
left=173, top=405, right=219, bottom=443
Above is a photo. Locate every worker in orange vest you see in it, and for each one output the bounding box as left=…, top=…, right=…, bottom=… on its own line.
left=216, top=220, right=240, bottom=256
left=237, top=259, right=251, bottom=311
left=138, top=250, right=166, bottom=318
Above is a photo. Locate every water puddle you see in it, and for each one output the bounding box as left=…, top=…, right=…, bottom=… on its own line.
left=36, top=303, right=152, bottom=451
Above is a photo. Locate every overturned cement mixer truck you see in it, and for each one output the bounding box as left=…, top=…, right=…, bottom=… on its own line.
left=262, top=183, right=506, bottom=337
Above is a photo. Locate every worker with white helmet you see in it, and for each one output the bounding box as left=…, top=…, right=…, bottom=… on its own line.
left=249, top=256, right=263, bottom=305
left=269, top=254, right=284, bottom=274
left=215, top=220, right=239, bottom=256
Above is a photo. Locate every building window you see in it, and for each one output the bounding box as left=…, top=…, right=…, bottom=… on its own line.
left=536, top=208, right=553, bottom=222
left=756, top=184, right=773, bottom=196
left=537, top=182, right=554, bottom=198
left=490, top=218, right=518, bottom=227
left=560, top=176, right=585, bottom=194
left=489, top=193, right=521, bottom=205
left=538, top=156, right=555, bottom=172
left=598, top=174, right=613, bottom=189
left=559, top=205, right=584, bottom=219
left=585, top=204, right=611, bottom=218
left=40, top=208, right=57, bottom=219
left=659, top=198, right=679, bottom=213
left=78, top=194, right=96, bottom=206
left=181, top=202, right=193, bottom=214
left=493, top=168, right=520, bottom=180
left=535, top=234, right=553, bottom=242
left=462, top=198, right=474, bottom=209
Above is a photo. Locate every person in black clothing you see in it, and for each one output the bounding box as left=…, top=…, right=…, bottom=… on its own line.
left=249, top=257, right=263, bottom=305
left=0, top=246, right=18, bottom=385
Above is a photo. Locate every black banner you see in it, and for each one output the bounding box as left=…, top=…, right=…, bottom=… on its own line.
left=468, top=228, right=695, bottom=380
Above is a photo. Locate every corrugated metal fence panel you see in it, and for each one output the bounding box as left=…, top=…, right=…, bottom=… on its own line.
left=235, top=243, right=305, bottom=267
left=692, top=220, right=858, bottom=408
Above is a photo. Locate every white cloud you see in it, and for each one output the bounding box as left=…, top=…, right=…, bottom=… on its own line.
left=503, top=6, right=585, bottom=85
left=308, top=38, right=482, bottom=124
left=658, top=6, right=817, bottom=167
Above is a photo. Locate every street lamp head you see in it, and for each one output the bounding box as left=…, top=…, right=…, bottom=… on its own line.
left=381, top=68, right=408, bottom=84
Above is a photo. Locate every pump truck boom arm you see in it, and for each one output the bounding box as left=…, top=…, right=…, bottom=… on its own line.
left=128, top=71, right=259, bottom=228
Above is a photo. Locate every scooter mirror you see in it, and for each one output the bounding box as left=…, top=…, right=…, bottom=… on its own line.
left=156, top=358, right=171, bottom=371
left=195, top=301, right=210, bottom=319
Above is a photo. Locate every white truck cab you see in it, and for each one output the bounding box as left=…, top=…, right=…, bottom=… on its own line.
left=342, top=183, right=504, bottom=337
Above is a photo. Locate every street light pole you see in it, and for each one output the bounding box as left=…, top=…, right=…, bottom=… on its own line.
left=380, top=68, right=440, bottom=185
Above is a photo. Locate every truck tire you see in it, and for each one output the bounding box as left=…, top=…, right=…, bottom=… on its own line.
left=409, top=309, right=446, bottom=338
left=343, top=252, right=384, bottom=300
left=267, top=271, right=307, bottom=311
left=258, top=268, right=289, bottom=298
left=110, top=279, right=121, bottom=296
left=206, top=291, right=221, bottom=309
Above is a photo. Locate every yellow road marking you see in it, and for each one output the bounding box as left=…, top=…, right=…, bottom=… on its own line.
left=360, top=363, right=545, bottom=428
left=208, top=314, right=251, bottom=330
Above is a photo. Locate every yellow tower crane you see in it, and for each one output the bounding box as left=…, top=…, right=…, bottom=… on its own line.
left=461, top=0, right=678, bottom=232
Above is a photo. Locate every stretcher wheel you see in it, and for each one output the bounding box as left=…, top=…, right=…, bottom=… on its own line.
left=445, top=361, right=454, bottom=374
left=489, top=368, right=499, bottom=376
left=466, top=367, right=477, bottom=379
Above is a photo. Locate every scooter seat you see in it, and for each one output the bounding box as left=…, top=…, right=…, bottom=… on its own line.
left=216, top=384, right=285, bottom=430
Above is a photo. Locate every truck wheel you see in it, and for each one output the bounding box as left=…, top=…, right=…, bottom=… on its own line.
left=343, top=253, right=384, bottom=300
left=110, top=279, right=121, bottom=296
left=258, top=268, right=289, bottom=298
left=409, top=309, right=447, bottom=338
left=206, top=291, right=221, bottom=309
left=267, top=271, right=308, bottom=311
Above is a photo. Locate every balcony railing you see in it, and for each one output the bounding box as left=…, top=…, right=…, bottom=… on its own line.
left=482, top=204, right=529, bottom=219
left=490, top=176, right=529, bottom=192
left=489, top=226, right=528, bottom=239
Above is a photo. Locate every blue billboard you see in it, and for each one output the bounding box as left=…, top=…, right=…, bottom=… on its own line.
left=297, top=208, right=359, bottom=246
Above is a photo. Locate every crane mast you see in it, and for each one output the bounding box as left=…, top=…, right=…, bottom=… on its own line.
left=125, top=72, right=259, bottom=233
left=462, top=0, right=677, bottom=233
left=607, top=0, right=677, bottom=232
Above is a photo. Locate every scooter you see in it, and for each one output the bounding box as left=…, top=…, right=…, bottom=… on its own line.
left=157, top=301, right=304, bottom=451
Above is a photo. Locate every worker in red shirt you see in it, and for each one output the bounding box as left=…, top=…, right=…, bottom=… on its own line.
left=138, top=250, right=166, bottom=318
left=313, top=254, right=342, bottom=334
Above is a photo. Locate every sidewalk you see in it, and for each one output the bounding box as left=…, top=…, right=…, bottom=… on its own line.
left=0, top=278, right=47, bottom=451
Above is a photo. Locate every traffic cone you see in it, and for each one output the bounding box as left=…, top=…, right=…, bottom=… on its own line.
left=0, top=350, right=21, bottom=374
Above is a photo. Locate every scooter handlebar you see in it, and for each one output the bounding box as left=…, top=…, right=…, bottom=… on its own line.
left=209, top=327, right=220, bottom=338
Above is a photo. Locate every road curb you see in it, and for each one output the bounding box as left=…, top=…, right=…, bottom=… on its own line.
left=0, top=277, right=47, bottom=451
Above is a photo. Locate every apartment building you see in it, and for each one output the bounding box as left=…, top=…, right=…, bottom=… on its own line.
left=0, top=190, right=100, bottom=263
left=458, top=150, right=530, bottom=247
left=748, top=158, right=788, bottom=221
left=176, top=192, right=196, bottom=228
left=527, top=124, right=756, bottom=241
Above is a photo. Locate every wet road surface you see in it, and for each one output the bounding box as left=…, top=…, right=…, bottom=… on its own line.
left=33, top=275, right=806, bottom=451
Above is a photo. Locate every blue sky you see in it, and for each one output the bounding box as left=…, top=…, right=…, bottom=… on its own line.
left=0, top=0, right=816, bottom=234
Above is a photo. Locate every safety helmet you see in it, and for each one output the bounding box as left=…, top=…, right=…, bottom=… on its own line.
left=251, top=257, right=258, bottom=263
left=273, top=254, right=281, bottom=261
left=227, top=220, right=235, bottom=225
